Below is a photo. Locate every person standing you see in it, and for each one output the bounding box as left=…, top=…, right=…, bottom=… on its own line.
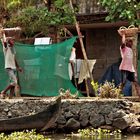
left=0, top=29, right=22, bottom=98
left=69, top=47, right=77, bottom=87
left=119, top=32, right=140, bottom=97
left=69, top=47, right=76, bottom=79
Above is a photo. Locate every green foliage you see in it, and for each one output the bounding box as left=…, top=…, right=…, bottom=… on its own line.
left=6, top=7, right=50, bottom=37
left=4, top=0, right=75, bottom=37
left=91, top=80, right=122, bottom=98
left=91, top=80, right=99, bottom=96
left=99, top=0, right=140, bottom=26
left=53, top=0, right=75, bottom=24
left=7, top=0, right=40, bottom=9
left=76, top=128, right=122, bottom=140
left=0, top=130, right=49, bottom=140
left=98, top=81, right=122, bottom=98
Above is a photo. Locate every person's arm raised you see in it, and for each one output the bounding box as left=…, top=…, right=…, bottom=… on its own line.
left=1, top=30, right=7, bottom=48
left=122, top=33, right=126, bottom=44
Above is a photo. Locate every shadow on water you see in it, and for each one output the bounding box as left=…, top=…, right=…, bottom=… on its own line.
left=47, top=134, right=140, bottom=140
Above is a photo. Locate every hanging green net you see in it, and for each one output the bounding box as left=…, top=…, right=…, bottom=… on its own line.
left=0, top=36, right=82, bottom=97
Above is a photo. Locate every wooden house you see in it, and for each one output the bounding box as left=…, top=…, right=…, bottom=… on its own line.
left=2, top=0, right=138, bottom=96
left=64, top=0, right=138, bottom=96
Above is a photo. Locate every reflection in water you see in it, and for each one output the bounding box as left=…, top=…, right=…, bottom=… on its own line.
left=47, top=134, right=140, bottom=140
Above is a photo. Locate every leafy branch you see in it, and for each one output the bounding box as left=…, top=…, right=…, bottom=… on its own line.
left=3, top=0, right=76, bottom=37
left=99, top=0, right=140, bottom=26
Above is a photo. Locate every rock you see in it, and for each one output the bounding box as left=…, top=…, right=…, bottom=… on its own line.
left=100, top=125, right=114, bottom=131
left=65, top=118, right=80, bottom=130
left=113, top=115, right=133, bottom=129
left=108, top=110, right=126, bottom=119
left=57, top=124, right=66, bottom=131
left=7, top=111, right=12, bottom=118
left=62, top=101, right=71, bottom=109
left=127, top=125, right=140, bottom=133
left=89, top=113, right=105, bottom=128
left=98, top=105, right=113, bottom=115
left=79, top=113, right=89, bottom=127
left=65, top=111, right=73, bottom=119
left=4, top=108, right=9, bottom=112
left=57, top=115, right=66, bottom=124
left=79, top=109, right=89, bottom=119
left=70, top=105, right=80, bottom=115
left=105, top=115, right=112, bottom=125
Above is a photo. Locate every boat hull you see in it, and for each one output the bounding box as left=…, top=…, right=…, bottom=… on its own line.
left=0, top=96, right=61, bottom=131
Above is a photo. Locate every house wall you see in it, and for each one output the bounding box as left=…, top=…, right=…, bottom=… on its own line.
left=72, top=0, right=106, bottom=14
left=70, top=27, right=123, bottom=95
left=85, top=27, right=121, bottom=81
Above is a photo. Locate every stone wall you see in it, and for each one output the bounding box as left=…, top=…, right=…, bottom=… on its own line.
left=54, top=98, right=140, bottom=133
left=0, top=98, right=51, bottom=119
left=0, top=98, right=140, bottom=133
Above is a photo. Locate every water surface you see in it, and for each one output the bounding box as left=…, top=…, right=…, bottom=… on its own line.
left=47, top=134, right=140, bottom=140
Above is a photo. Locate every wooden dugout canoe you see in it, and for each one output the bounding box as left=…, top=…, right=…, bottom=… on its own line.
left=0, top=96, right=61, bottom=132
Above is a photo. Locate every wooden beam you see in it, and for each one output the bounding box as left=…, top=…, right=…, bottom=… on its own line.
left=69, top=0, right=94, bottom=97
left=65, top=21, right=129, bottom=29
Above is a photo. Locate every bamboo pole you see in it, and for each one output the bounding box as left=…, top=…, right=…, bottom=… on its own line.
left=85, top=79, right=90, bottom=97
left=69, top=0, right=94, bottom=96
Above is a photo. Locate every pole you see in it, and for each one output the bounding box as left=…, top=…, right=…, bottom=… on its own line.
left=69, top=0, right=94, bottom=96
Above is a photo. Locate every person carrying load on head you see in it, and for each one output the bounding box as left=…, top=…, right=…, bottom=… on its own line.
left=0, top=27, right=23, bottom=98
left=119, top=30, right=140, bottom=97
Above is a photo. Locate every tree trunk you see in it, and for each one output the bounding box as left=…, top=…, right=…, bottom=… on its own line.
left=132, top=10, right=140, bottom=96
left=137, top=11, right=140, bottom=29
left=132, top=34, right=138, bottom=96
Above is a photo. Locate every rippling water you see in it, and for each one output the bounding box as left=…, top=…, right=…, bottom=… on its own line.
left=47, top=134, right=140, bottom=140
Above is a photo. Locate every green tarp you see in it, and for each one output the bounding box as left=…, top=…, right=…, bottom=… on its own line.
left=0, top=37, right=82, bottom=96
